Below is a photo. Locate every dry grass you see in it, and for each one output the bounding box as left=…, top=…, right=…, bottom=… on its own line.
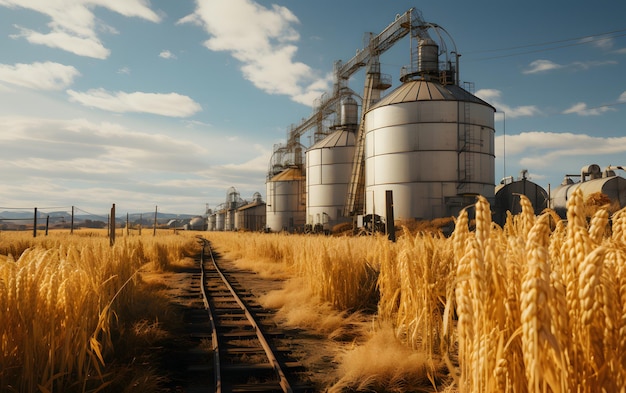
left=209, top=189, right=626, bottom=392
left=6, top=187, right=626, bottom=393
left=0, top=229, right=200, bottom=392
left=206, top=231, right=449, bottom=390
left=328, top=325, right=440, bottom=393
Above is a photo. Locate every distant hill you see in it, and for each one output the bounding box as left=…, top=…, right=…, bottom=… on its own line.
left=0, top=210, right=199, bottom=225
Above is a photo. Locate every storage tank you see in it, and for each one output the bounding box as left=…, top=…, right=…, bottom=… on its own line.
left=551, top=165, right=626, bottom=217
left=215, top=209, right=226, bottom=231
left=306, top=129, right=355, bottom=231
left=225, top=210, right=235, bottom=231
left=341, top=96, right=359, bottom=127
left=494, top=171, right=549, bottom=226
left=364, top=79, right=495, bottom=221
left=207, top=213, right=216, bottom=231
left=189, top=216, right=206, bottom=231
left=266, top=167, right=306, bottom=232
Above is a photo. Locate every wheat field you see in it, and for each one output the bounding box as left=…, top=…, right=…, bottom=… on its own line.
left=209, top=188, right=626, bottom=392
left=0, top=229, right=199, bottom=392
left=3, top=188, right=625, bottom=392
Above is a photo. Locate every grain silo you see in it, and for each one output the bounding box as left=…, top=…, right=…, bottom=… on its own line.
left=207, top=213, right=216, bottom=231
left=494, top=170, right=549, bottom=226
left=215, top=209, right=226, bottom=231
left=363, top=77, right=495, bottom=221
left=551, top=164, right=626, bottom=217
left=305, top=97, right=357, bottom=232
left=266, top=166, right=306, bottom=232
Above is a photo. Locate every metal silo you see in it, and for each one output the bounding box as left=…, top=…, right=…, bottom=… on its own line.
left=363, top=79, right=495, bottom=221
left=207, top=213, right=216, bottom=231
left=265, top=167, right=306, bottom=232
left=494, top=170, right=549, bottom=226
left=551, top=165, right=626, bottom=217
left=306, top=129, right=355, bottom=232
left=215, top=209, right=226, bottom=231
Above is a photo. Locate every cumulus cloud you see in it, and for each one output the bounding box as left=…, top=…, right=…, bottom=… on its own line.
left=179, top=0, right=329, bottom=106
left=619, top=91, right=626, bottom=102
left=67, top=88, right=202, bottom=117
left=475, top=88, right=541, bottom=118
left=0, top=61, right=80, bottom=90
left=496, top=131, right=626, bottom=179
left=0, top=115, right=268, bottom=212
left=2, top=0, right=161, bottom=58
left=562, top=102, right=616, bottom=116
left=0, top=116, right=208, bottom=178
left=11, top=26, right=110, bottom=59
left=159, top=50, right=176, bottom=59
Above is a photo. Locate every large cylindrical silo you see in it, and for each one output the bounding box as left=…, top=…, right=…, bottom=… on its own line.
left=306, top=129, right=355, bottom=231
left=265, top=167, right=306, bottom=232
left=207, top=213, right=216, bottom=231
left=225, top=210, right=235, bottom=231
left=364, top=79, right=495, bottom=221
left=215, top=210, right=226, bottom=231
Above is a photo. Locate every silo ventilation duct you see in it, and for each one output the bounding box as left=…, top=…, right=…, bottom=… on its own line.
left=581, top=164, right=601, bottom=182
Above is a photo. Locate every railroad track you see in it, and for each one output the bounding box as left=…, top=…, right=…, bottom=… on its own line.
left=195, top=236, right=313, bottom=393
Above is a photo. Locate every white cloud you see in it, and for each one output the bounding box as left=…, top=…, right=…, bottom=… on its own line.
left=0, top=61, right=80, bottom=90
left=117, top=66, right=131, bottom=75
left=562, top=102, right=615, bottom=116
left=532, top=133, right=623, bottom=156
left=0, top=115, right=268, bottom=212
left=523, top=58, right=616, bottom=74
left=0, top=116, right=207, bottom=173
left=159, top=50, right=176, bottom=59
left=619, top=91, right=626, bottom=102
left=570, top=60, right=617, bottom=71
left=67, top=88, right=202, bottom=117
left=1, top=0, right=161, bottom=58
left=11, top=26, right=110, bottom=59
left=580, top=36, right=614, bottom=50
left=475, top=88, right=541, bottom=118
left=179, top=0, right=329, bottom=106
left=523, top=59, right=563, bottom=74
left=496, top=131, right=626, bottom=179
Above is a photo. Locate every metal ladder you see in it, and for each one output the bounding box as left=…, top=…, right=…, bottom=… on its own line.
left=458, top=82, right=479, bottom=193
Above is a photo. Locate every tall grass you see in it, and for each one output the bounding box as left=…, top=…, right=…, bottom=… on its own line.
left=209, top=189, right=626, bottom=392
left=7, top=188, right=624, bottom=392
left=0, top=229, right=199, bottom=392
left=207, top=232, right=380, bottom=311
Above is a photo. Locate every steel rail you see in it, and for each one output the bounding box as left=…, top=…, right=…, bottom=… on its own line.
left=197, top=236, right=293, bottom=393
left=197, top=236, right=222, bottom=393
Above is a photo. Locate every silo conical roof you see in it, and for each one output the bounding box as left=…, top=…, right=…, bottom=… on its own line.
left=269, top=167, right=304, bottom=182
left=308, top=129, right=355, bottom=150
left=370, top=79, right=495, bottom=110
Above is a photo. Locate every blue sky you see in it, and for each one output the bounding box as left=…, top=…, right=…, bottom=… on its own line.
left=1, top=0, right=625, bottom=215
